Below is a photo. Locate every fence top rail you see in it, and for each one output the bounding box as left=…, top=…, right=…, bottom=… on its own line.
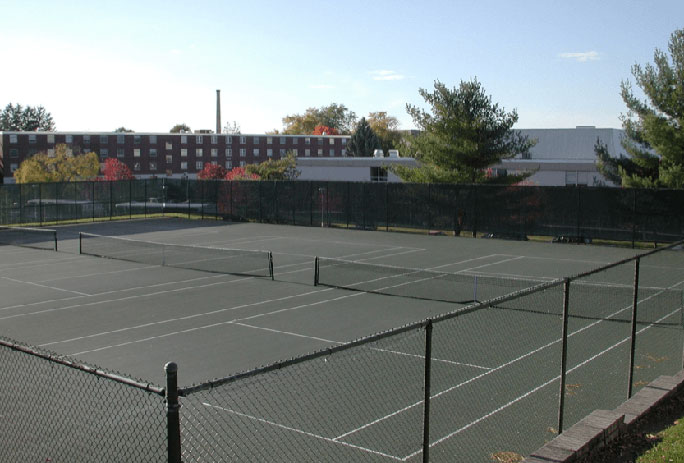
left=0, top=337, right=165, bottom=395
left=566, top=239, right=684, bottom=281
left=179, top=319, right=426, bottom=396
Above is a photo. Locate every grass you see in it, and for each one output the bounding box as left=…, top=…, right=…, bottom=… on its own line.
left=637, top=415, right=684, bottom=462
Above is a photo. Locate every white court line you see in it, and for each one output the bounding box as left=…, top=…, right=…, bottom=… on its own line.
left=2, top=243, right=401, bottom=316
left=1, top=276, right=92, bottom=297
left=202, top=403, right=404, bottom=461
left=334, top=279, right=684, bottom=453
left=405, top=300, right=683, bottom=460
left=0, top=276, right=253, bottom=322
left=455, top=256, right=525, bottom=273
left=370, top=347, right=492, bottom=371
left=358, top=249, right=425, bottom=261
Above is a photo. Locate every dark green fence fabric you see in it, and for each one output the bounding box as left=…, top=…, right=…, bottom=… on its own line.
left=1, top=180, right=683, bottom=243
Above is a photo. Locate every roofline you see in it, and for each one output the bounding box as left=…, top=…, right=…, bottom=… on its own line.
left=0, top=131, right=352, bottom=138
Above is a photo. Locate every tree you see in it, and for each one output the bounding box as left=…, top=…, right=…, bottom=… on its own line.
left=224, top=121, right=241, bottom=134
left=197, top=162, right=228, bottom=180
left=14, top=144, right=99, bottom=183
left=393, top=79, right=534, bottom=183
left=245, top=153, right=300, bottom=180
left=101, top=158, right=134, bottom=181
left=346, top=117, right=381, bottom=157
left=367, top=112, right=401, bottom=154
left=312, top=125, right=339, bottom=136
left=225, top=166, right=260, bottom=180
left=595, top=28, right=684, bottom=188
left=282, top=103, right=357, bottom=134
left=0, top=103, right=55, bottom=131
left=114, top=127, right=135, bottom=133
left=170, top=123, right=192, bottom=133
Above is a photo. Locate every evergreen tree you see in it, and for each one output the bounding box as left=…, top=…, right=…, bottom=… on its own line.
left=393, top=79, right=534, bottom=183
left=0, top=103, right=55, bottom=131
left=596, top=28, right=684, bottom=187
left=346, top=117, right=381, bottom=157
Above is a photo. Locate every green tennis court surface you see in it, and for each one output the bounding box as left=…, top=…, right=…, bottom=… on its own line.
left=1, top=218, right=682, bottom=461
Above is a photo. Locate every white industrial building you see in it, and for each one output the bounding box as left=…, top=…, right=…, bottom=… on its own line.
left=296, top=127, right=625, bottom=186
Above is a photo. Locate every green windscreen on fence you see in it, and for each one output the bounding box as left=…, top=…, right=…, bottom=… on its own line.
left=79, top=232, right=273, bottom=279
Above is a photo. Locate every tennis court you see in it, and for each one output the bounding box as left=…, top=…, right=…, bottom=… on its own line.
left=1, top=217, right=682, bottom=462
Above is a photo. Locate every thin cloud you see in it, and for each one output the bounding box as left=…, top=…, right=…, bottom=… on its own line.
left=370, top=70, right=406, bottom=81
left=558, top=51, right=600, bottom=62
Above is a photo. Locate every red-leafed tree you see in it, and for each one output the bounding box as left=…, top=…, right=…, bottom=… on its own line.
left=198, top=163, right=228, bottom=180
left=225, top=166, right=260, bottom=180
left=101, top=158, right=134, bottom=180
left=312, top=125, right=339, bottom=135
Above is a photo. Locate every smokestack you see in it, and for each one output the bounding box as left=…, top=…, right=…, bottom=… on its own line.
left=216, top=89, right=221, bottom=134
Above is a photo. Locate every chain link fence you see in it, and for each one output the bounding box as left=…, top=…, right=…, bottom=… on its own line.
left=2, top=180, right=684, bottom=244
left=1, top=236, right=682, bottom=461
left=0, top=337, right=167, bottom=462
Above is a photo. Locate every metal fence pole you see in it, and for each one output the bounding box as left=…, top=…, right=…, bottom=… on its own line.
left=471, top=185, right=478, bottom=238
left=129, top=180, right=132, bottom=220
left=628, top=258, right=641, bottom=398
left=346, top=181, right=350, bottom=229
left=385, top=182, right=389, bottom=232
left=144, top=178, right=148, bottom=218
left=165, top=362, right=182, bottom=463
left=422, top=319, right=434, bottom=463
left=557, top=278, right=571, bottom=434
left=200, top=180, right=204, bottom=220
left=39, top=184, right=43, bottom=226
left=91, top=181, right=96, bottom=222
left=631, top=189, right=637, bottom=249
left=575, top=187, right=581, bottom=238
left=427, top=183, right=432, bottom=231
left=258, top=181, right=263, bottom=222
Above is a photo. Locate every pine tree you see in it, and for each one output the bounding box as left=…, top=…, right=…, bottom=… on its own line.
left=346, top=117, right=382, bottom=157
left=596, top=28, right=684, bottom=187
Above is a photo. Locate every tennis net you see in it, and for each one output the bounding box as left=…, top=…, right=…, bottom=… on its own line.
left=0, top=226, right=58, bottom=251
left=314, top=257, right=544, bottom=305
left=313, top=257, right=683, bottom=324
left=79, top=232, right=273, bottom=279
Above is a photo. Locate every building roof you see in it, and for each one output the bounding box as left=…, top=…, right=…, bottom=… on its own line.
left=516, top=127, right=626, bottom=161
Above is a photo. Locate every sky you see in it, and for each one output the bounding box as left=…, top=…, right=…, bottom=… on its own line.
left=1, top=0, right=682, bottom=133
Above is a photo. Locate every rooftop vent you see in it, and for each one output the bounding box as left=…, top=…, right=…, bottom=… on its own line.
left=388, top=149, right=399, bottom=158
left=373, top=149, right=384, bottom=158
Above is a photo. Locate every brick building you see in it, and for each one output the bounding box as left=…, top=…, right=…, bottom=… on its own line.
left=0, top=131, right=351, bottom=183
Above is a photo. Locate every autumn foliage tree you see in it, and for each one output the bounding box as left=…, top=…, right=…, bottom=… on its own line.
left=312, top=125, right=339, bottom=135
left=225, top=166, right=260, bottom=180
left=101, top=158, right=134, bottom=181
left=14, top=144, right=99, bottom=183
left=245, top=153, right=300, bottom=180
left=197, top=163, right=228, bottom=180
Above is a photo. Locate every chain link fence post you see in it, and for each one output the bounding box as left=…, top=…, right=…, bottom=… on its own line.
left=422, top=319, right=433, bottom=463
left=165, top=362, right=182, bottom=463
left=627, top=258, right=641, bottom=398
left=557, top=278, right=571, bottom=434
